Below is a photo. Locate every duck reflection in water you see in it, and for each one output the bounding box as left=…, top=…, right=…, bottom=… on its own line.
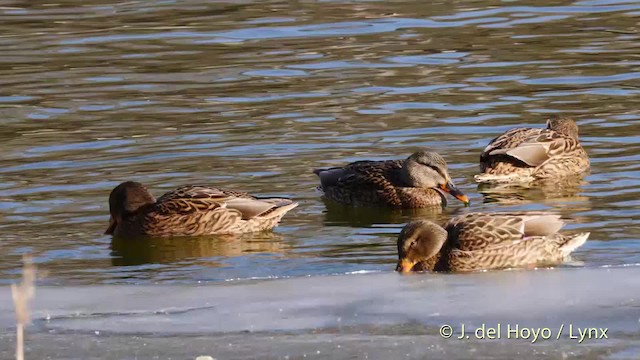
left=110, top=232, right=288, bottom=266
left=320, top=197, right=447, bottom=228
left=477, top=176, right=589, bottom=205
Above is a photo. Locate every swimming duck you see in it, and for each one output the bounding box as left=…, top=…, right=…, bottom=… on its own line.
left=475, top=117, right=589, bottom=182
left=105, top=181, right=298, bottom=237
left=314, top=150, right=469, bottom=208
left=396, top=212, right=589, bottom=273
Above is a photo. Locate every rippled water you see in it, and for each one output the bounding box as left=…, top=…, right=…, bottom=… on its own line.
left=1, top=0, right=639, bottom=285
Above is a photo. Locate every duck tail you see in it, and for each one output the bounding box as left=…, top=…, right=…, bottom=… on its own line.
left=560, top=232, right=590, bottom=257
left=264, top=200, right=299, bottom=219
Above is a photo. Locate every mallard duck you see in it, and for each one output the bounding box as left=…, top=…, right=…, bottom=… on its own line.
left=475, top=117, right=589, bottom=182
left=313, top=150, right=469, bottom=208
left=396, top=212, right=589, bottom=273
left=105, top=181, right=298, bottom=237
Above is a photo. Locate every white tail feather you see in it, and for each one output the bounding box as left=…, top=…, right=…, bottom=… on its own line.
left=560, top=232, right=590, bottom=257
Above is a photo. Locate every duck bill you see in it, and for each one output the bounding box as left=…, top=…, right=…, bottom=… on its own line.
left=105, top=216, right=117, bottom=235
left=439, top=181, right=470, bottom=206
left=396, top=259, right=417, bottom=273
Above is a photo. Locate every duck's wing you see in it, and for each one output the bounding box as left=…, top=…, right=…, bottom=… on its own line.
left=483, top=128, right=576, bottom=167
left=446, top=212, right=565, bottom=251
left=314, top=160, right=404, bottom=189
left=481, top=128, right=538, bottom=155
left=155, top=186, right=295, bottom=220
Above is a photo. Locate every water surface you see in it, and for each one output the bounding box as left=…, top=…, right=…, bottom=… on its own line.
left=1, top=0, right=640, bottom=285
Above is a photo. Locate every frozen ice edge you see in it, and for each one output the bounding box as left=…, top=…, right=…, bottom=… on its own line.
left=1, top=266, right=639, bottom=335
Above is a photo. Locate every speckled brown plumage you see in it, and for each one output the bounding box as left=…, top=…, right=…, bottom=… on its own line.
left=314, top=151, right=469, bottom=208
left=106, top=182, right=298, bottom=237
left=396, top=212, right=589, bottom=273
left=475, top=117, right=590, bottom=182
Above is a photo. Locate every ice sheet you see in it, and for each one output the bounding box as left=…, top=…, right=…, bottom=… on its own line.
left=1, top=267, right=639, bottom=359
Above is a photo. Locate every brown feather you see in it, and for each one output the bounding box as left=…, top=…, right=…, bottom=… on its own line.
left=107, top=183, right=298, bottom=237
left=398, top=212, right=589, bottom=273
left=315, top=151, right=464, bottom=208
left=477, top=119, right=589, bottom=182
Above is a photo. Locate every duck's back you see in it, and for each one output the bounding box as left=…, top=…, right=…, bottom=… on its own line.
left=478, top=127, right=588, bottom=180
left=316, top=160, right=403, bottom=187
left=482, top=127, right=544, bottom=156
left=439, top=212, right=583, bottom=271
left=139, top=186, right=238, bottom=236
left=315, top=160, right=403, bottom=206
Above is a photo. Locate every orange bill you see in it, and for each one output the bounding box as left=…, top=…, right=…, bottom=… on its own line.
left=439, top=180, right=470, bottom=206
left=396, top=259, right=417, bottom=273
